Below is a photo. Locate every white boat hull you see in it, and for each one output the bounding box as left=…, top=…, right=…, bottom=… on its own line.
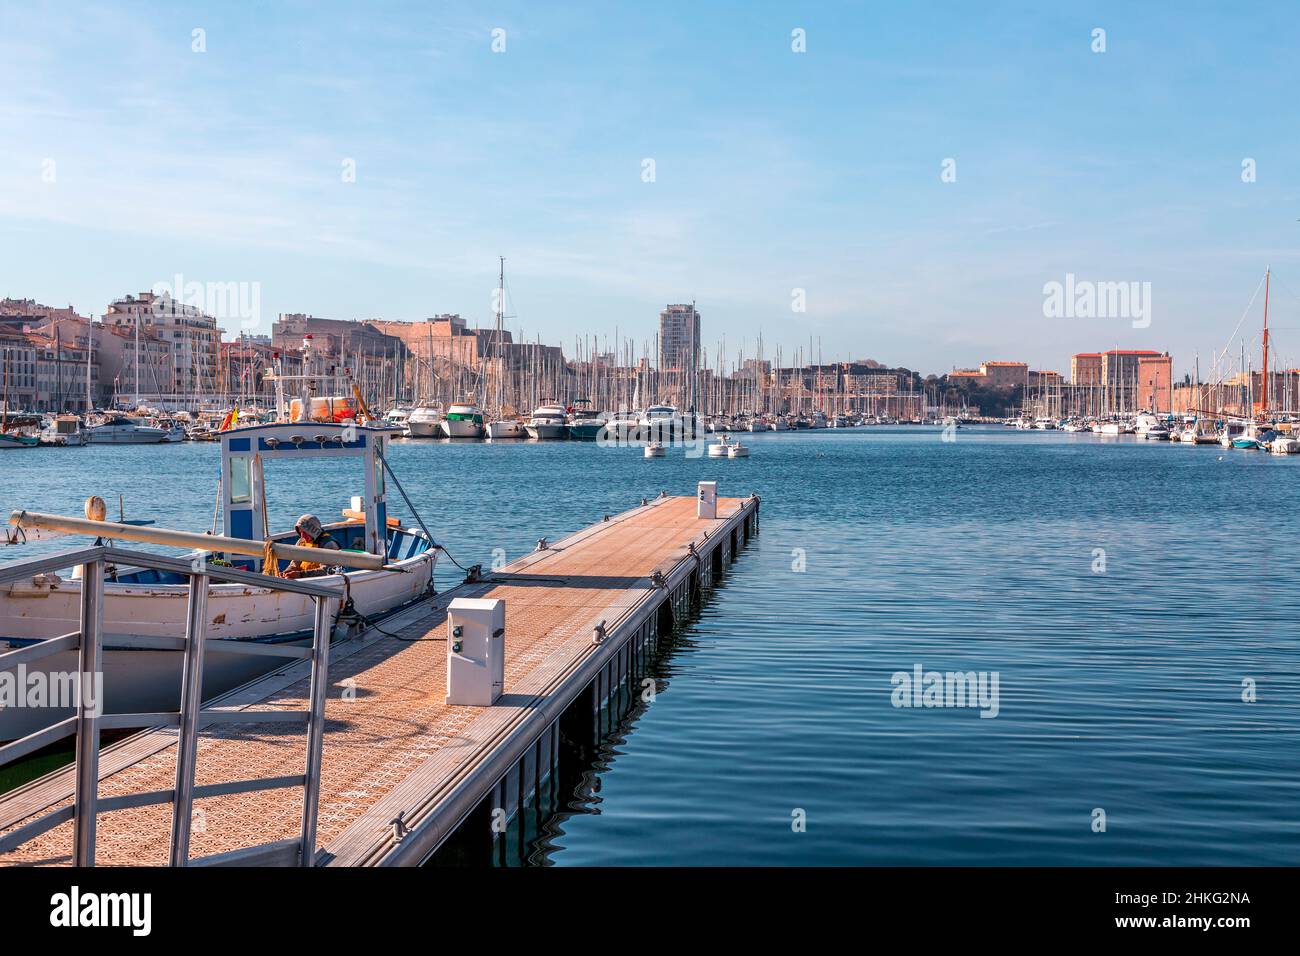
left=440, top=418, right=484, bottom=439
left=406, top=419, right=442, bottom=437
left=85, top=425, right=168, bottom=444
left=526, top=422, right=567, bottom=440
left=487, top=420, right=525, bottom=439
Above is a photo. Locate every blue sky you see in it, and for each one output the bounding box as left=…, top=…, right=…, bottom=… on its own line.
left=2, top=1, right=1298, bottom=376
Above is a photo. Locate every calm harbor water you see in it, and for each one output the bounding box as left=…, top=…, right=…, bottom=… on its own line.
left=2, top=426, right=1298, bottom=865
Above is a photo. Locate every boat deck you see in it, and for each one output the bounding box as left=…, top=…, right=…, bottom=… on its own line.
left=0, top=493, right=758, bottom=866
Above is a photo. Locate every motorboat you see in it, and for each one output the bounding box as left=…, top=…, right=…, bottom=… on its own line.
left=644, top=441, right=666, bottom=458
left=84, top=415, right=168, bottom=444
left=526, top=402, right=568, bottom=440
left=405, top=403, right=444, bottom=438
left=156, top=418, right=188, bottom=442
left=486, top=418, right=525, bottom=439
left=440, top=400, right=485, bottom=439
left=384, top=405, right=413, bottom=436
left=566, top=399, right=606, bottom=441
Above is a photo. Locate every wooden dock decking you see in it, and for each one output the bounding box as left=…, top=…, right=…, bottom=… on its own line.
left=0, top=493, right=759, bottom=866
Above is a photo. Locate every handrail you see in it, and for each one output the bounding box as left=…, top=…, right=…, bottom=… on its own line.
left=0, top=543, right=345, bottom=596
left=0, top=544, right=338, bottom=867
left=8, top=510, right=388, bottom=572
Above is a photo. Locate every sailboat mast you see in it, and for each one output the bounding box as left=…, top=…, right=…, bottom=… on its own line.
left=1261, top=266, right=1270, bottom=419
left=496, top=256, right=505, bottom=416
left=86, top=322, right=93, bottom=412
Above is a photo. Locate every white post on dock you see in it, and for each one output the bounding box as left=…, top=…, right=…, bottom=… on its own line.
left=446, top=598, right=505, bottom=707
left=697, top=481, right=718, bottom=520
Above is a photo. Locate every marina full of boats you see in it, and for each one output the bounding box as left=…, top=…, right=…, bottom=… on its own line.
left=1004, top=413, right=1300, bottom=453
left=1, top=402, right=961, bottom=450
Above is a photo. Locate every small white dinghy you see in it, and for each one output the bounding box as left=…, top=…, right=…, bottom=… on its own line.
left=726, top=441, right=749, bottom=458
left=708, top=435, right=733, bottom=458
left=644, top=441, right=666, bottom=458
left=1270, top=436, right=1300, bottom=455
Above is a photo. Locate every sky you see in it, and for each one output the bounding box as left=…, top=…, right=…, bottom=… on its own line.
left=2, top=0, right=1299, bottom=377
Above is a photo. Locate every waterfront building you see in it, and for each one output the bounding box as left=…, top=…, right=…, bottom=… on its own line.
left=103, top=292, right=219, bottom=398
left=272, top=314, right=409, bottom=401
left=658, top=304, right=700, bottom=372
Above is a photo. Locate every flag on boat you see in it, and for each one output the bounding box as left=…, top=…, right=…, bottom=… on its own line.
left=219, top=405, right=239, bottom=431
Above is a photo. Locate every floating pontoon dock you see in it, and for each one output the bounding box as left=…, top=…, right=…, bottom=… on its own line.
left=0, top=491, right=759, bottom=866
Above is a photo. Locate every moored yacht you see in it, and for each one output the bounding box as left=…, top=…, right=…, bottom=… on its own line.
left=84, top=415, right=168, bottom=444
left=441, top=400, right=485, bottom=438
left=486, top=418, right=525, bottom=439
left=406, top=402, right=444, bottom=438
left=384, top=405, right=413, bottom=436
left=567, top=399, right=606, bottom=441
left=526, top=402, right=568, bottom=440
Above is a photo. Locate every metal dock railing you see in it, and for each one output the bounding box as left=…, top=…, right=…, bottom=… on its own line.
left=0, top=547, right=339, bottom=866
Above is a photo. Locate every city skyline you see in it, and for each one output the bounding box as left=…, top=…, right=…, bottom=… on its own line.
left=3, top=3, right=1299, bottom=378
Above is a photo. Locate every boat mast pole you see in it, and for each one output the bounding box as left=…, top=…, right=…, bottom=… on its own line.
left=1261, top=266, right=1270, bottom=420
left=86, top=321, right=93, bottom=413
left=134, top=310, right=140, bottom=408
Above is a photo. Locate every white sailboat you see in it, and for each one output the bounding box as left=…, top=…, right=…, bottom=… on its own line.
left=485, top=257, right=525, bottom=440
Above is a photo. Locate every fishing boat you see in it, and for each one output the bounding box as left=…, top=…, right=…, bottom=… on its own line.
left=0, top=351, right=39, bottom=449
left=440, top=399, right=485, bottom=439
left=526, top=402, right=568, bottom=440
left=406, top=402, right=444, bottom=438
left=0, top=420, right=436, bottom=742
left=38, top=414, right=86, bottom=446
left=1219, top=420, right=1255, bottom=448
left=0, top=432, right=39, bottom=450
left=84, top=415, right=169, bottom=444
left=1180, top=422, right=1217, bottom=444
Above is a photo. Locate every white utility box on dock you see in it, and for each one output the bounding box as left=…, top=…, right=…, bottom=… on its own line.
left=446, top=598, right=505, bottom=706
left=697, top=481, right=718, bottom=520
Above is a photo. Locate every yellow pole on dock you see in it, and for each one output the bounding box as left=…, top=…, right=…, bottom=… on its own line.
left=7, top=510, right=388, bottom=571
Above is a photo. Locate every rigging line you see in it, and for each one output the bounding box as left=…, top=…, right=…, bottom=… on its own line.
left=1213, top=270, right=1267, bottom=371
